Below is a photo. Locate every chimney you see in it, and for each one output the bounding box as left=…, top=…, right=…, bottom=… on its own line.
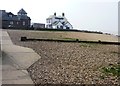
left=54, top=12, right=56, bottom=16
left=62, top=13, right=65, bottom=17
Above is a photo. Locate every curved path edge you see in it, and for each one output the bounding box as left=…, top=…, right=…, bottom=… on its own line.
left=1, top=30, right=41, bottom=84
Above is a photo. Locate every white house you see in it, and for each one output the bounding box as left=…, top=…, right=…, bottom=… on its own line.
left=46, top=13, right=73, bottom=29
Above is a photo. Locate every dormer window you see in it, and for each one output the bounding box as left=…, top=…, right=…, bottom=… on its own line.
left=9, top=15, right=12, bottom=17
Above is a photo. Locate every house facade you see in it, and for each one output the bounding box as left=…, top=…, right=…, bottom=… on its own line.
left=46, top=13, right=73, bottom=29
left=1, top=8, right=31, bottom=29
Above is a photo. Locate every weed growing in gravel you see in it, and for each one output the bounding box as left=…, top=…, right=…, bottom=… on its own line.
left=111, top=51, right=120, bottom=54
left=101, top=64, right=120, bottom=77
left=80, top=43, right=99, bottom=47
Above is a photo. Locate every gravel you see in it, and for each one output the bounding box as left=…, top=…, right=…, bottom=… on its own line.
left=7, top=30, right=119, bottom=85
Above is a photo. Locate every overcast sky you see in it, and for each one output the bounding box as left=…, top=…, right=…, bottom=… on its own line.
left=0, top=0, right=119, bottom=35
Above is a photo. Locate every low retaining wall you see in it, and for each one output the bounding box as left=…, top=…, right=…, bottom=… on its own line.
left=20, top=37, right=120, bottom=45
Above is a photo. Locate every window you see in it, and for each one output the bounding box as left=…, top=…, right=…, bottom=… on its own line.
left=47, top=20, right=49, bottom=23
left=60, top=26, right=63, bottom=29
left=18, top=18, right=20, bottom=20
left=47, top=20, right=50, bottom=23
left=10, top=21, right=13, bottom=25
left=47, top=20, right=51, bottom=23
left=49, top=20, right=51, bottom=23
left=47, top=19, right=50, bottom=23
left=23, top=21, right=25, bottom=25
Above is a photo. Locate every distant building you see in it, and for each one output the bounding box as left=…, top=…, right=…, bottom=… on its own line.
left=46, top=13, right=73, bottom=29
left=1, top=8, right=31, bottom=29
left=32, top=23, right=45, bottom=29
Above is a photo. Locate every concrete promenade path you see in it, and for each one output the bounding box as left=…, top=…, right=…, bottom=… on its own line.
left=1, top=29, right=41, bottom=85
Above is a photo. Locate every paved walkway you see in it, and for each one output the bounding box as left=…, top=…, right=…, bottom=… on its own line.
left=1, top=30, right=41, bottom=84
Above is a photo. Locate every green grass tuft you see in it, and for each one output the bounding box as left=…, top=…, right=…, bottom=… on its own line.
left=101, top=64, right=120, bottom=77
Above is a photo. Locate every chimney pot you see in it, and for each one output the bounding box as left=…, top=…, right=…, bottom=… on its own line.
left=54, top=12, right=56, bottom=16
left=62, top=13, right=65, bottom=16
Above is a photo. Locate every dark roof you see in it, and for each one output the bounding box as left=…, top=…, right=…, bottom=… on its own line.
left=7, top=12, right=14, bottom=15
left=18, top=8, right=27, bottom=14
left=52, top=20, right=73, bottom=28
left=2, top=14, right=18, bottom=21
left=52, top=21, right=62, bottom=25
left=55, top=17, right=64, bottom=20
left=52, top=21, right=62, bottom=26
left=2, top=9, right=30, bottom=21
